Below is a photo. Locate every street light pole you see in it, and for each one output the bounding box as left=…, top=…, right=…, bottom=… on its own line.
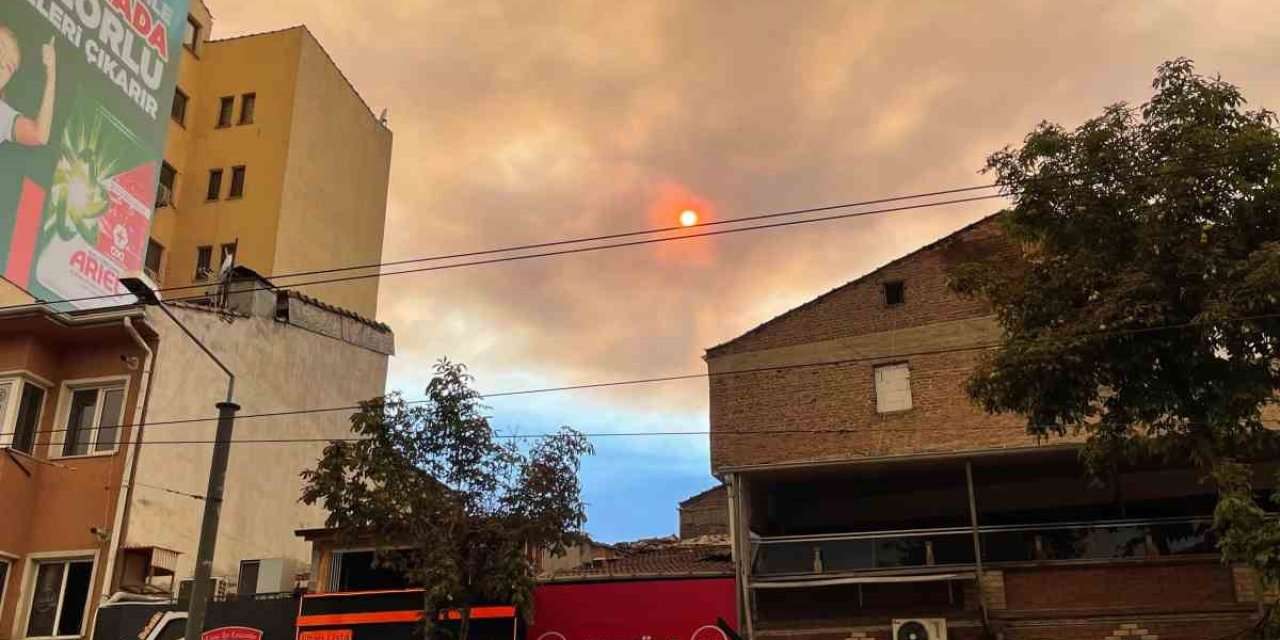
left=120, top=278, right=239, bottom=640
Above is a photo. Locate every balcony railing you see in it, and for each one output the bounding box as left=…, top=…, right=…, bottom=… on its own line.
left=752, top=517, right=1216, bottom=577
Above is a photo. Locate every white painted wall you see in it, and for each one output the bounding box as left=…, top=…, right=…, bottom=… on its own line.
left=123, top=303, right=389, bottom=586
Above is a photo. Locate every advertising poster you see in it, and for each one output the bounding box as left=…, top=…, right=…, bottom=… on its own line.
left=0, top=0, right=190, bottom=309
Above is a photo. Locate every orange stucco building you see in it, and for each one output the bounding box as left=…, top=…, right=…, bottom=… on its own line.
left=0, top=309, right=153, bottom=639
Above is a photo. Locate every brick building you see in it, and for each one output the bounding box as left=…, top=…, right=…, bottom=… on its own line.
left=680, top=485, right=729, bottom=540
left=706, top=218, right=1272, bottom=640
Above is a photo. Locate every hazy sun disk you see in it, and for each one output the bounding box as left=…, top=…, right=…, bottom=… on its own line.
left=679, top=209, right=699, bottom=227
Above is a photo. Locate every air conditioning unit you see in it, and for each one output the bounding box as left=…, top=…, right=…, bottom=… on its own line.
left=892, top=619, right=947, bottom=640
left=177, top=576, right=229, bottom=601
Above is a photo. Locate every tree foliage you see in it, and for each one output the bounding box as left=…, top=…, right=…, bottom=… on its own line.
left=301, top=360, right=592, bottom=640
left=951, top=59, right=1280, bottom=601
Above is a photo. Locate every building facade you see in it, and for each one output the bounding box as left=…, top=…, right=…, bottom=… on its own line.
left=707, top=218, right=1272, bottom=640
left=150, top=2, right=392, bottom=319
left=0, top=276, right=392, bottom=640
left=0, top=4, right=395, bottom=637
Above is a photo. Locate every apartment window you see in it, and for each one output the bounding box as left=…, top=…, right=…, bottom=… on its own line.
left=195, top=245, right=213, bottom=280
left=157, top=162, right=177, bottom=207
left=217, top=96, right=234, bottom=128
left=874, top=362, right=912, bottom=413
left=145, top=239, right=165, bottom=279
left=0, top=378, right=46, bottom=455
left=220, top=243, right=237, bottom=269
left=206, top=169, right=223, bottom=201
left=24, top=558, right=94, bottom=637
left=327, top=550, right=411, bottom=592
left=171, top=88, right=188, bottom=126
left=238, top=93, right=256, bottom=125
left=183, top=16, right=201, bottom=53
left=60, top=384, right=126, bottom=457
left=228, top=166, right=246, bottom=199
left=883, top=280, right=905, bottom=306
left=237, top=560, right=260, bottom=596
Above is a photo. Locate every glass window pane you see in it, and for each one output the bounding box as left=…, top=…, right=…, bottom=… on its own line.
left=63, top=390, right=98, bottom=457
left=95, top=388, right=125, bottom=451
left=25, top=562, right=64, bottom=637
left=238, top=561, right=260, bottom=596
left=239, top=94, right=255, bottom=125
left=14, top=383, right=45, bottom=454
left=0, top=561, right=10, bottom=615
left=229, top=166, right=246, bottom=198
left=218, top=97, right=234, bottom=128
left=0, top=381, right=11, bottom=438
left=157, top=620, right=187, bottom=640
left=207, top=170, right=223, bottom=201
left=57, top=561, right=93, bottom=636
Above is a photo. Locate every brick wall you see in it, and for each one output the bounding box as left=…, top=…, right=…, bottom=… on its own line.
left=1002, top=562, right=1238, bottom=611
left=706, top=218, right=1051, bottom=471
left=708, top=219, right=1012, bottom=358
left=679, top=485, right=729, bottom=538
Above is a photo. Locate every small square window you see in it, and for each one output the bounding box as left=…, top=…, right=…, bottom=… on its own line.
left=171, top=89, right=188, bottom=126
left=206, top=169, right=223, bottom=201
left=883, top=281, right=905, bottom=306
left=229, top=166, right=246, bottom=199
left=217, top=97, right=234, bottom=128
left=239, top=93, right=256, bottom=125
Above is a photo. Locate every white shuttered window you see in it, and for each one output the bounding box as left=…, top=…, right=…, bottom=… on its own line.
left=874, top=363, right=912, bottom=413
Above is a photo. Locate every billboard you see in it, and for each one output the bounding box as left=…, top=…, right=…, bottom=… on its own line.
left=528, top=579, right=736, bottom=640
left=0, top=0, right=190, bottom=309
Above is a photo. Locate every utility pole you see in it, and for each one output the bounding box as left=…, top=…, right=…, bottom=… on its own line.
left=121, top=278, right=239, bottom=640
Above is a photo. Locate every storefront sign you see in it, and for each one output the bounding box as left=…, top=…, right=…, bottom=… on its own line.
left=201, top=626, right=263, bottom=640
left=299, top=630, right=354, bottom=640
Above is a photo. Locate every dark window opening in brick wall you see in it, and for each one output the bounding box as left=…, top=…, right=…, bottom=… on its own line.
left=883, top=280, right=905, bottom=305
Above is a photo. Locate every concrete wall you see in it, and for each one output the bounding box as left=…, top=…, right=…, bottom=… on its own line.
left=123, top=303, right=389, bottom=588
left=707, top=220, right=1041, bottom=472
left=274, top=30, right=393, bottom=318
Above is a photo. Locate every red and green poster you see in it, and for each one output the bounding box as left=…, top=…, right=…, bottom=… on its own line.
left=0, top=0, right=190, bottom=309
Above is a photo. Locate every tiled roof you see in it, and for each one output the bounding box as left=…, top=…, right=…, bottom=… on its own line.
left=546, top=541, right=733, bottom=582
left=285, top=289, right=392, bottom=333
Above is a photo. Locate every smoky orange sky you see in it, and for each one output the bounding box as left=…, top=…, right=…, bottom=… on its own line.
left=207, top=0, right=1280, bottom=539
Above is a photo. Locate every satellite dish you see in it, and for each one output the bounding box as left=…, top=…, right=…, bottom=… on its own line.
left=896, top=621, right=930, bottom=640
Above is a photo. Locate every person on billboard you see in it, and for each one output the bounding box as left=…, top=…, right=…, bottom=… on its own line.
left=0, top=28, right=56, bottom=147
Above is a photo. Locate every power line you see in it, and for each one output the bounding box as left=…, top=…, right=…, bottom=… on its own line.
left=8, top=310, right=1278, bottom=441
left=1, top=193, right=1003, bottom=312
left=5, top=142, right=1273, bottom=312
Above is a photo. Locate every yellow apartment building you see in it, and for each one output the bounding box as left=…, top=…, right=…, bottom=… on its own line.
left=149, top=1, right=392, bottom=319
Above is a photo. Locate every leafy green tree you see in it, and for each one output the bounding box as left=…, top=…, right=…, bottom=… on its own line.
left=951, top=59, right=1280, bottom=606
left=301, top=360, right=592, bottom=640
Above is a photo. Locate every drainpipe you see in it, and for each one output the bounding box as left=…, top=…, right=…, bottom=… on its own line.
left=98, top=317, right=159, bottom=604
